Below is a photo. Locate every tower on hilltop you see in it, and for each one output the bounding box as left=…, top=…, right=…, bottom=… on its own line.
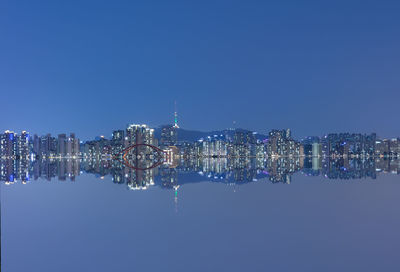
left=173, top=101, right=179, bottom=129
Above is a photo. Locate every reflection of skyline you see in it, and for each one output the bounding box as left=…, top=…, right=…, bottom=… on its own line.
left=2, top=119, right=400, bottom=188
left=1, top=157, right=399, bottom=189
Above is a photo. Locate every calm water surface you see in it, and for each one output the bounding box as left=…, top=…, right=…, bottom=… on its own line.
left=2, top=172, right=400, bottom=272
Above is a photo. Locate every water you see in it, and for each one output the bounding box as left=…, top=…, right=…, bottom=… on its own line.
left=1, top=159, right=400, bottom=272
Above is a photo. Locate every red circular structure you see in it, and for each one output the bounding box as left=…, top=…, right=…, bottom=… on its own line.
left=113, top=144, right=166, bottom=171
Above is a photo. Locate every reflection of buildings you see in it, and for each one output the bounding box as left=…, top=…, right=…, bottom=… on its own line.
left=0, top=159, right=81, bottom=184
left=0, top=160, right=30, bottom=184
left=160, top=167, right=178, bottom=189
left=265, top=157, right=301, bottom=183
left=375, top=157, right=400, bottom=175
left=319, top=158, right=377, bottom=180
left=57, top=159, right=80, bottom=181
left=125, top=168, right=156, bottom=190
left=83, top=159, right=157, bottom=190
left=1, top=157, right=399, bottom=188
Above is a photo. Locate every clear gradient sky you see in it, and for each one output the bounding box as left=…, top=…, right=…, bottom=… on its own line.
left=1, top=0, right=399, bottom=140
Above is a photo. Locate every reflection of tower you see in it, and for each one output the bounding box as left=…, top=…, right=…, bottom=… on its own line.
left=173, top=185, right=180, bottom=213
left=173, top=101, right=179, bottom=129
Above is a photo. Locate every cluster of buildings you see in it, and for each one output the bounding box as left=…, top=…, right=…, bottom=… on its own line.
left=302, top=133, right=399, bottom=159
left=0, top=130, right=30, bottom=160
left=322, top=133, right=376, bottom=157
left=179, top=129, right=300, bottom=158
left=375, top=138, right=400, bottom=157
left=83, top=124, right=157, bottom=159
left=0, top=131, right=80, bottom=159
left=1, top=126, right=400, bottom=161
left=33, top=133, right=80, bottom=158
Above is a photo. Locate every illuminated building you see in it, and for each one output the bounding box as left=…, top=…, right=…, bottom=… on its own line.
left=126, top=124, right=155, bottom=146
left=0, top=130, right=16, bottom=158
left=111, top=130, right=125, bottom=154
left=57, top=134, right=67, bottom=156
left=66, top=133, right=80, bottom=157
left=312, top=142, right=322, bottom=157
left=326, top=133, right=376, bottom=157
left=160, top=125, right=178, bottom=146
left=112, top=130, right=125, bottom=144
left=302, top=137, right=320, bottom=157
left=266, top=129, right=300, bottom=157
left=16, top=131, right=30, bottom=160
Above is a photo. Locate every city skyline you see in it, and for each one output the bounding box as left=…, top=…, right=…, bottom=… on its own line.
left=1, top=105, right=399, bottom=141
left=2, top=121, right=399, bottom=179
left=2, top=104, right=400, bottom=143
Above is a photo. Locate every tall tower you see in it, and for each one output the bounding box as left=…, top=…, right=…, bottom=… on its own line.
left=173, top=101, right=179, bottom=128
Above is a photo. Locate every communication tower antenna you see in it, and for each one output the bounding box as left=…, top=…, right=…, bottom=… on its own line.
left=173, top=101, right=179, bottom=128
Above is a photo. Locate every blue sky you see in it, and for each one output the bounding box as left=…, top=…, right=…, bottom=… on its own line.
left=1, top=0, right=399, bottom=140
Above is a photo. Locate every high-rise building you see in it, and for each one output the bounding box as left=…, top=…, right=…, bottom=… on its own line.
left=33, top=134, right=41, bottom=156
left=267, top=130, right=288, bottom=156
left=16, top=131, right=30, bottom=159
left=302, top=137, right=320, bottom=157
left=111, top=130, right=125, bottom=154
left=66, top=133, right=80, bottom=157
left=160, top=125, right=178, bottom=146
left=233, top=130, right=256, bottom=145
left=112, top=130, right=125, bottom=144
left=0, top=130, right=15, bottom=158
left=40, top=134, right=57, bottom=158
left=326, top=133, right=376, bottom=156
left=126, top=124, right=154, bottom=146
left=312, top=142, right=322, bottom=157
left=199, top=138, right=228, bottom=157
left=286, top=129, right=291, bottom=139
left=266, top=129, right=301, bottom=157
left=57, top=134, right=67, bottom=156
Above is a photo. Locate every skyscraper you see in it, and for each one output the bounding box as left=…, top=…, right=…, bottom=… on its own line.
left=33, top=134, right=41, bottom=156
left=16, top=131, right=30, bottom=160
left=66, top=133, right=80, bottom=157
left=0, top=130, right=15, bottom=158
left=57, top=134, right=67, bottom=156
left=126, top=124, right=154, bottom=146
left=40, top=134, right=56, bottom=158
left=160, top=125, right=178, bottom=146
